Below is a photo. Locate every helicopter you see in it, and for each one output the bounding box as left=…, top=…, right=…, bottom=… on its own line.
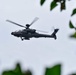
left=6, top=17, right=59, bottom=41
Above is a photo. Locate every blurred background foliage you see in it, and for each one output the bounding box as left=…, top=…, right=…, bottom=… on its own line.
left=1, top=63, right=76, bottom=75
left=2, top=63, right=61, bottom=75
left=45, top=64, right=61, bottom=75
left=2, top=63, right=32, bottom=75
left=40, top=0, right=76, bottom=39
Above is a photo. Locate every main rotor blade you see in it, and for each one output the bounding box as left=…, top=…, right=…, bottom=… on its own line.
left=6, top=20, right=26, bottom=28
left=30, top=17, right=39, bottom=26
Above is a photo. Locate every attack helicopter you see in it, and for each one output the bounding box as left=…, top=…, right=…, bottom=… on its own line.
left=6, top=17, right=59, bottom=41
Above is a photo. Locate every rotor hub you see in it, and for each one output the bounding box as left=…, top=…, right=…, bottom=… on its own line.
left=26, top=24, right=30, bottom=29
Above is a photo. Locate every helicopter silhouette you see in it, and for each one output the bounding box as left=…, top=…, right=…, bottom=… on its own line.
left=6, top=17, right=59, bottom=41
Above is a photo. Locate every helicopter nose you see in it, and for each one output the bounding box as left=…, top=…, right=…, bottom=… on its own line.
left=11, top=32, right=14, bottom=35
left=11, top=32, right=20, bottom=37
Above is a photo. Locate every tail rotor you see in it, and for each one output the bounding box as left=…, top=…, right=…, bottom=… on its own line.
left=51, top=29, right=59, bottom=40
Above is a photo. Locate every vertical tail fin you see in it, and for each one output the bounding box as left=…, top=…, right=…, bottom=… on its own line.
left=52, top=29, right=59, bottom=40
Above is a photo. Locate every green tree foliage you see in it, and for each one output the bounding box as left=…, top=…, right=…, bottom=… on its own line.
left=1, top=63, right=76, bottom=75
left=40, top=0, right=67, bottom=11
left=2, top=63, right=22, bottom=75
left=71, top=74, right=76, bottom=75
left=69, top=21, right=75, bottom=29
left=70, top=8, right=76, bottom=39
left=70, top=32, right=76, bottom=38
left=45, top=64, right=61, bottom=75
left=50, top=1, right=58, bottom=10
left=71, top=8, right=76, bottom=16
left=2, top=63, right=32, bottom=75
left=40, top=0, right=46, bottom=6
left=2, top=63, right=61, bottom=75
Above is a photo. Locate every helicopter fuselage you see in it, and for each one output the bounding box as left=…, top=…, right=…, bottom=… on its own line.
left=11, top=29, right=59, bottom=40
left=11, top=30, right=52, bottom=38
left=6, top=18, right=59, bottom=40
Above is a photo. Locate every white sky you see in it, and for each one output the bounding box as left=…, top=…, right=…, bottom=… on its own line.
left=0, top=0, right=76, bottom=75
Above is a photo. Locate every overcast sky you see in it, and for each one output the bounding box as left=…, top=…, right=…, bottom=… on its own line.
left=0, top=0, right=76, bottom=75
